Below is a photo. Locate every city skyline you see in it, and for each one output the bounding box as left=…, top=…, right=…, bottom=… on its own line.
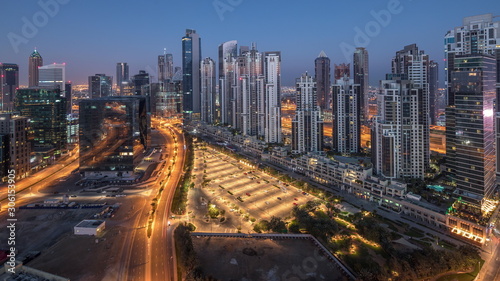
left=1, top=0, right=498, bottom=87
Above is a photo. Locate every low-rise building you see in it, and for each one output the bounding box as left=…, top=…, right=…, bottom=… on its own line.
left=74, top=220, right=105, bottom=236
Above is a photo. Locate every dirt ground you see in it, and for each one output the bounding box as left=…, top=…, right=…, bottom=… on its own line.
left=25, top=192, right=149, bottom=281
left=192, top=236, right=350, bottom=281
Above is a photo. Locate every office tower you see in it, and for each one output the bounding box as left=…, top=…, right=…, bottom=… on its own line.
left=353, top=47, right=369, bottom=122
left=28, top=49, right=43, bottom=87
left=200, top=57, right=216, bottom=124
left=315, top=51, right=331, bottom=111
left=218, top=40, right=238, bottom=125
left=15, top=88, right=67, bottom=155
left=38, top=63, right=66, bottom=93
left=334, top=63, right=350, bottom=80
left=446, top=55, right=496, bottom=208
left=116, top=62, right=129, bottom=94
left=445, top=14, right=500, bottom=102
left=391, top=44, right=430, bottom=172
left=332, top=75, right=361, bottom=154
left=0, top=63, right=19, bottom=112
left=65, top=83, right=72, bottom=114
left=132, top=70, right=149, bottom=95
left=158, top=50, right=174, bottom=83
left=182, top=29, right=202, bottom=118
left=0, top=113, right=30, bottom=180
left=235, top=44, right=265, bottom=137
left=292, top=73, right=323, bottom=153
left=89, top=74, right=113, bottom=99
left=79, top=96, right=149, bottom=178
left=372, top=80, right=425, bottom=179
left=263, top=51, right=282, bottom=143
left=429, top=61, right=439, bottom=125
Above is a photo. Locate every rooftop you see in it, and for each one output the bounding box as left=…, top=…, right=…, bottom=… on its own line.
left=75, top=220, right=105, bottom=228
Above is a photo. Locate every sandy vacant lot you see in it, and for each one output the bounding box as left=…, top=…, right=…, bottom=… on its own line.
left=192, top=236, right=350, bottom=281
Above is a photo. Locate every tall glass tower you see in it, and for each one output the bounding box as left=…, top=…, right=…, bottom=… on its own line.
left=182, top=29, right=201, bottom=118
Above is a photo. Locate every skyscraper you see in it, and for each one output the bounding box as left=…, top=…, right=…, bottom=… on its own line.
left=353, top=47, right=369, bottom=122
left=182, top=29, right=201, bottom=118
left=38, top=63, right=66, bottom=93
left=263, top=51, right=282, bottom=144
left=292, top=73, right=323, bottom=153
left=332, top=75, right=361, bottom=154
left=15, top=87, right=67, bottom=155
left=235, top=44, right=264, bottom=137
left=0, top=63, right=19, bottom=112
left=0, top=113, right=30, bottom=180
left=200, top=57, right=216, bottom=124
left=391, top=44, right=430, bottom=172
left=89, top=74, right=113, bottom=99
left=116, top=62, right=129, bottom=94
left=447, top=55, right=497, bottom=207
left=158, top=50, right=174, bottom=83
left=444, top=14, right=500, bottom=102
left=429, top=61, right=439, bottom=125
left=28, top=49, right=43, bottom=87
left=314, top=51, right=331, bottom=111
left=334, top=63, right=350, bottom=80
left=372, top=80, right=426, bottom=179
left=218, top=40, right=238, bottom=125
left=79, top=96, right=149, bottom=178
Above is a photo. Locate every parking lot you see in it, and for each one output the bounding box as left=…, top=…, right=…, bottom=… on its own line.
left=187, top=145, right=311, bottom=232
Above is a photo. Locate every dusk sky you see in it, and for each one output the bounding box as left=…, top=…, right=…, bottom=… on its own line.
left=1, top=0, right=499, bottom=87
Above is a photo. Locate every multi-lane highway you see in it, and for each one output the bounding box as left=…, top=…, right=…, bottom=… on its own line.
left=119, top=119, right=185, bottom=281
left=0, top=145, right=80, bottom=211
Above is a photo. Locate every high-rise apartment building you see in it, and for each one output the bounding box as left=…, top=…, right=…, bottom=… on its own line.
left=448, top=55, right=497, bottom=207
left=79, top=96, right=149, bottom=178
left=353, top=47, right=369, bottom=122
left=292, top=73, right=323, bottom=153
left=315, top=51, right=331, bottom=111
left=89, top=74, right=113, bottom=99
left=0, top=113, right=30, bottom=180
left=332, top=76, right=361, bottom=154
left=218, top=40, right=238, bottom=125
left=182, top=29, right=201, bottom=118
left=236, top=44, right=264, bottom=137
left=28, top=49, right=43, bottom=87
left=263, top=51, right=282, bottom=144
left=429, top=61, right=439, bottom=125
left=372, top=80, right=426, bottom=179
left=15, top=88, right=67, bottom=155
left=0, top=63, right=19, bottom=112
left=391, top=44, right=431, bottom=172
left=445, top=14, right=500, bottom=102
left=158, top=51, right=174, bottom=83
left=200, top=57, right=216, bottom=124
left=444, top=14, right=500, bottom=209
left=116, top=62, right=129, bottom=94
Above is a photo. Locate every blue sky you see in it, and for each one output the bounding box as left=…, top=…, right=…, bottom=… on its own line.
left=1, top=0, right=499, bottom=86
